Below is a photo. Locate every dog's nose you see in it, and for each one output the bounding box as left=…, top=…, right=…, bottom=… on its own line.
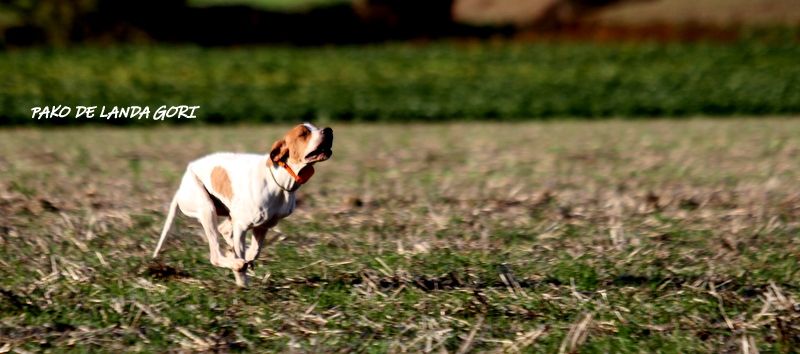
left=321, top=127, right=333, bottom=144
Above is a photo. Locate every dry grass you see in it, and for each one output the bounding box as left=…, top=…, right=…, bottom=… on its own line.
left=1, top=118, right=800, bottom=352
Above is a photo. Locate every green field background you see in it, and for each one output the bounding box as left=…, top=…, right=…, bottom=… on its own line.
left=3, top=39, right=800, bottom=125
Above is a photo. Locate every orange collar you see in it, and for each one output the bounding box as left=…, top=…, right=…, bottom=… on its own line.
left=277, top=161, right=303, bottom=184
left=270, top=161, right=315, bottom=192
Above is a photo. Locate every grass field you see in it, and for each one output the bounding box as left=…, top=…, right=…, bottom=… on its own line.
left=3, top=40, right=800, bottom=125
left=1, top=119, right=799, bottom=352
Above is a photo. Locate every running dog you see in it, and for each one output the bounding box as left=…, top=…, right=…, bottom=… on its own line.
left=153, top=123, right=333, bottom=287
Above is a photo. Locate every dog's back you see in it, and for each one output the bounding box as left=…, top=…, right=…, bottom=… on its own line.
left=188, top=153, right=265, bottom=207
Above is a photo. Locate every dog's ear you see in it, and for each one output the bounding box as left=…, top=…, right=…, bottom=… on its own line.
left=269, top=139, right=288, bottom=163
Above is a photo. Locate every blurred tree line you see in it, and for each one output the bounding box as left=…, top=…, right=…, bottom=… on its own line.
left=1, top=0, right=652, bottom=46
left=3, top=0, right=192, bottom=45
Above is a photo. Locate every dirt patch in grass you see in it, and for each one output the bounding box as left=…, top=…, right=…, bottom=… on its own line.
left=143, top=261, right=191, bottom=280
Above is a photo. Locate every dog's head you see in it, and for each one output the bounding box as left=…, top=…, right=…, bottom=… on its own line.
left=269, top=123, right=333, bottom=184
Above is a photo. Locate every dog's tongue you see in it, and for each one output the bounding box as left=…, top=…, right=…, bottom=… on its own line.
left=297, top=165, right=315, bottom=184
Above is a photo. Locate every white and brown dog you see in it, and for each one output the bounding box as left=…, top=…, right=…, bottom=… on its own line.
left=153, top=123, right=333, bottom=286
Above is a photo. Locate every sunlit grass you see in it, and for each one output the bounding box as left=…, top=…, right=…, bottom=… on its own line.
left=1, top=119, right=799, bottom=351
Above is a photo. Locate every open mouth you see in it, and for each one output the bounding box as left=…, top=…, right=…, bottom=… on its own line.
left=305, top=129, right=333, bottom=163
left=305, top=148, right=332, bottom=163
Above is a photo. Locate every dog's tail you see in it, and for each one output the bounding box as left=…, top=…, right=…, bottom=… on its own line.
left=153, top=193, right=179, bottom=258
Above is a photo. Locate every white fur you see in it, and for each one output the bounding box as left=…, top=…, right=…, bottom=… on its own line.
left=153, top=124, right=329, bottom=287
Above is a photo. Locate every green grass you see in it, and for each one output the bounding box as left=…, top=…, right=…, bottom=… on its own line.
left=2, top=40, right=800, bottom=125
left=1, top=119, right=800, bottom=351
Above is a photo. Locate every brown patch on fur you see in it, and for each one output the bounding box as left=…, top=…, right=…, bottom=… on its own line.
left=211, top=166, right=234, bottom=201
left=269, top=139, right=288, bottom=163
left=269, top=124, right=312, bottom=164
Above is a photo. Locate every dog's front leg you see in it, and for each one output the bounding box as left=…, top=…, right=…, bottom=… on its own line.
left=231, top=223, right=249, bottom=287
left=245, top=226, right=268, bottom=263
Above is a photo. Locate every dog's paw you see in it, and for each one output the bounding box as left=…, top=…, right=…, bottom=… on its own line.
left=233, top=269, right=248, bottom=287
left=230, top=258, right=246, bottom=271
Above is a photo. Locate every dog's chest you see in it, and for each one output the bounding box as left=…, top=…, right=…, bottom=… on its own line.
left=251, top=192, right=295, bottom=228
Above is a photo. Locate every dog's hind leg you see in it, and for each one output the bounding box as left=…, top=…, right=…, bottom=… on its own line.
left=231, top=222, right=249, bottom=287
left=217, top=217, right=234, bottom=249
left=178, top=171, right=244, bottom=273
left=198, top=210, right=243, bottom=271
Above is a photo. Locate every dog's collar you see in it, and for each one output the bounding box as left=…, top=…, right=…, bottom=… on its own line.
left=268, top=161, right=304, bottom=193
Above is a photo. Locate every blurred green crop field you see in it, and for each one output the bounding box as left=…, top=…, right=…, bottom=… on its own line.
left=2, top=40, right=800, bottom=125
left=1, top=119, right=800, bottom=352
